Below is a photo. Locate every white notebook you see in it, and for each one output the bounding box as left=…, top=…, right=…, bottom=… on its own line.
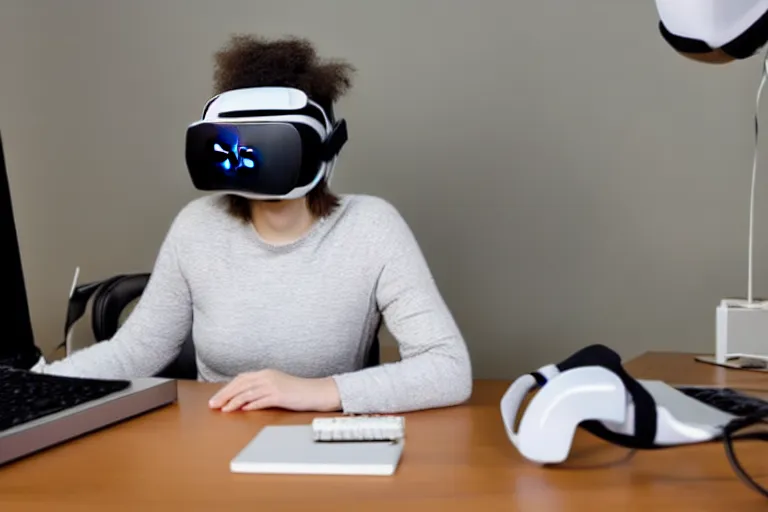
left=230, top=425, right=404, bottom=476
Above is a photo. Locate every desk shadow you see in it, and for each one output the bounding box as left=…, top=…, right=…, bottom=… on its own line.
left=547, top=445, right=637, bottom=470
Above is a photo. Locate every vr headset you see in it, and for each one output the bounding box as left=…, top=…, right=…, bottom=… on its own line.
left=501, top=344, right=768, bottom=499
left=656, top=0, right=768, bottom=62
left=185, top=87, right=348, bottom=200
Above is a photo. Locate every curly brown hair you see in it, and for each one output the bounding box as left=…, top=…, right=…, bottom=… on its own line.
left=212, top=34, right=355, bottom=221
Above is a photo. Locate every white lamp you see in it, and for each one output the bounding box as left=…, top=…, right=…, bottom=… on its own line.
left=711, top=50, right=768, bottom=368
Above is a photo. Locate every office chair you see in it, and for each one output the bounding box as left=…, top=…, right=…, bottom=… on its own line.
left=63, top=273, right=196, bottom=379
left=64, top=272, right=381, bottom=380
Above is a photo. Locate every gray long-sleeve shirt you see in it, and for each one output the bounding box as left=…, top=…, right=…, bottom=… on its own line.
left=34, top=194, right=472, bottom=413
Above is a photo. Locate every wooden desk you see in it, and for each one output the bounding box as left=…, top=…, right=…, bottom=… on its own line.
left=1, top=352, right=767, bottom=511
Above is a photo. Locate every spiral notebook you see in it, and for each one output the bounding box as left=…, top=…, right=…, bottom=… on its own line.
left=230, top=424, right=404, bottom=476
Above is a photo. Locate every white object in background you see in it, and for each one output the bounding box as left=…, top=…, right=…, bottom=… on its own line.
left=655, top=0, right=768, bottom=49
left=706, top=47, right=768, bottom=365
left=715, top=298, right=768, bottom=365
left=229, top=425, right=404, bottom=476
left=312, top=416, right=405, bottom=442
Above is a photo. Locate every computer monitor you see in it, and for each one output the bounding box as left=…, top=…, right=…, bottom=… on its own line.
left=0, top=132, right=41, bottom=368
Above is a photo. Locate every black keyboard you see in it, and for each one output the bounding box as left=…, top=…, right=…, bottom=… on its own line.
left=0, top=366, right=131, bottom=432
left=677, top=386, right=768, bottom=418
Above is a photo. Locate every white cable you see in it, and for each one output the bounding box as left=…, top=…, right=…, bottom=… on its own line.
left=747, top=50, right=768, bottom=305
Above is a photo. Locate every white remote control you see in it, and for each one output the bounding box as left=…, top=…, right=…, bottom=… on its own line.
left=312, top=416, right=405, bottom=442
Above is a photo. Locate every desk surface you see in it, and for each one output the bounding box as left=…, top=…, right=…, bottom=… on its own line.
left=1, top=352, right=767, bottom=511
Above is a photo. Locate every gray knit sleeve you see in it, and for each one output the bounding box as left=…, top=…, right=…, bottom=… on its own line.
left=332, top=200, right=473, bottom=413
left=34, top=211, right=193, bottom=379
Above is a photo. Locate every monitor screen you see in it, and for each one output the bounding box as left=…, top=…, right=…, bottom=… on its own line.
left=0, top=132, right=39, bottom=368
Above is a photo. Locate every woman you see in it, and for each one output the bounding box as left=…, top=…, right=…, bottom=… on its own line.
left=35, top=34, right=472, bottom=414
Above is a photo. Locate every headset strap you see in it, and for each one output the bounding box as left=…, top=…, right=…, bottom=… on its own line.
left=321, top=120, right=348, bottom=161
left=531, top=344, right=659, bottom=449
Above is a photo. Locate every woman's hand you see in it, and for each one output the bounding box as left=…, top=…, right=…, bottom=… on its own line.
left=208, top=369, right=342, bottom=412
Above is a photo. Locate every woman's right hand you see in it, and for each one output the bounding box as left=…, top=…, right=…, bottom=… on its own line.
left=208, top=369, right=342, bottom=412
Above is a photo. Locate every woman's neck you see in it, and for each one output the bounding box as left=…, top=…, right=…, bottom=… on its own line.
left=249, top=198, right=316, bottom=245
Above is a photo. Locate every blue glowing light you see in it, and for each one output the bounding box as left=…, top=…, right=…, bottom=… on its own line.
left=240, top=147, right=256, bottom=169
left=210, top=128, right=261, bottom=176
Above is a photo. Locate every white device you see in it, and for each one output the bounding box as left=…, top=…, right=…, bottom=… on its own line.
left=500, top=345, right=740, bottom=465
left=715, top=298, right=768, bottom=365
left=713, top=49, right=768, bottom=365
left=656, top=0, right=768, bottom=50
left=185, top=86, right=348, bottom=201
left=501, top=344, right=768, bottom=498
left=312, top=415, right=405, bottom=442
left=653, top=1, right=768, bottom=365
left=230, top=423, right=405, bottom=476
left=501, top=365, right=734, bottom=464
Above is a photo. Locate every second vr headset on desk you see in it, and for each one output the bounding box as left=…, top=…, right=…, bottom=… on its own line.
left=185, top=86, right=348, bottom=200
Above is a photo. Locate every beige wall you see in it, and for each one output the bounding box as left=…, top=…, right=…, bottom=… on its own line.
left=0, top=0, right=765, bottom=378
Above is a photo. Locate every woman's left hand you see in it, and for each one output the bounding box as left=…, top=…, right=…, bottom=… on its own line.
left=208, top=369, right=342, bottom=412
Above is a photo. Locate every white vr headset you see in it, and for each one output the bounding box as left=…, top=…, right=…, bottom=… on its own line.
left=501, top=344, right=678, bottom=464
left=185, top=86, right=348, bottom=200
left=656, top=0, right=768, bottom=59
left=500, top=344, right=768, bottom=498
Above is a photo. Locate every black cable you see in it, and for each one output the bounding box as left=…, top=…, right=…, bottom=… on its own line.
left=722, top=416, right=768, bottom=499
